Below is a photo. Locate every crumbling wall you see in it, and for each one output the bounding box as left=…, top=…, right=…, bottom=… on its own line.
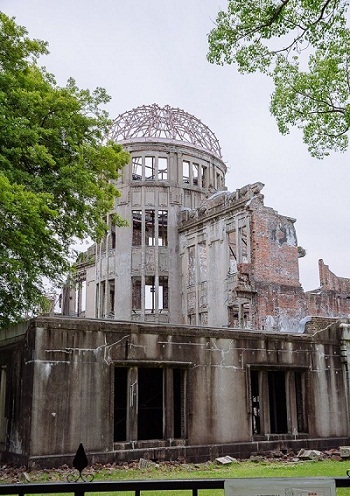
left=180, top=184, right=307, bottom=332
left=250, top=199, right=300, bottom=286
left=305, top=260, right=350, bottom=319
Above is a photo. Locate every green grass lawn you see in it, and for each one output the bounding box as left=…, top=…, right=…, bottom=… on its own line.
left=6, top=459, right=349, bottom=496
left=89, top=458, right=350, bottom=480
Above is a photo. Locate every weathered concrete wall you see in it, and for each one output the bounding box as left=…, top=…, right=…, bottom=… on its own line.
left=29, top=324, right=113, bottom=456
left=1, top=317, right=348, bottom=466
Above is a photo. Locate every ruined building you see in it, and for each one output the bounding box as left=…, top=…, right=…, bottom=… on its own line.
left=1, top=105, right=350, bottom=467
left=65, top=104, right=350, bottom=332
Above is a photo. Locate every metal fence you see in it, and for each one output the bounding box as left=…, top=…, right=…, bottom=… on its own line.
left=0, top=477, right=349, bottom=496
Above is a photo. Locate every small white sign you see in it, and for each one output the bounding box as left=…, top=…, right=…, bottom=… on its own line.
left=225, top=478, right=336, bottom=496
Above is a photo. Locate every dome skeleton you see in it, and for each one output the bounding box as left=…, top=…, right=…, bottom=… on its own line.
left=109, top=104, right=222, bottom=158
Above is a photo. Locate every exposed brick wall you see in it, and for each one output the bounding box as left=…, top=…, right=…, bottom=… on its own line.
left=250, top=200, right=300, bottom=287
left=319, top=259, right=350, bottom=294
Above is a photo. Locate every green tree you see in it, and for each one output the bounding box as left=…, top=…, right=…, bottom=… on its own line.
left=0, top=13, right=129, bottom=327
left=207, top=0, right=350, bottom=158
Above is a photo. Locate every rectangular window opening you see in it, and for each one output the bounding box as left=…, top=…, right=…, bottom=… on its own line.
left=201, top=166, right=207, bottom=188
left=132, top=210, right=142, bottom=246
left=108, top=279, right=115, bottom=316
left=159, top=276, right=168, bottom=310
left=132, top=156, right=142, bottom=181
left=238, top=221, right=249, bottom=263
left=158, top=157, right=168, bottom=181
left=100, top=281, right=106, bottom=317
left=110, top=222, right=116, bottom=249
left=182, top=161, right=190, bottom=184
left=145, top=276, right=156, bottom=312
left=145, top=156, right=155, bottom=180
left=192, top=163, right=199, bottom=185
left=158, top=210, right=168, bottom=246
left=228, top=230, right=237, bottom=274
left=145, top=210, right=156, bottom=246
left=132, top=277, right=142, bottom=311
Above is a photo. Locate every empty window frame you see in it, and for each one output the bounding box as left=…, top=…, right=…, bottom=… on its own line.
left=159, top=276, right=168, bottom=310
left=192, top=163, right=199, bottom=185
left=132, top=277, right=142, bottom=311
left=183, top=160, right=190, bottom=184
left=201, top=166, right=207, bottom=188
left=238, top=219, right=249, bottom=263
left=114, top=367, right=186, bottom=442
left=145, top=276, right=156, bottom=312
left=100, top=280, right=106, bottom=317
left=158, top=210, right=168, bottom=246
left=228, top=299, right=251, bottom=328
left=108, top=279, right=115, bottom=317
left=132, top=210, right=142, bottom=246
left=132, top=156, right=143, bottom=180
left=145, top=156, right=155, bottom=180
left=133, top=210, right=168, bottom=247
left=110, top=223, right=116, bottom=249
left=216, top=172, right=223, bottom=189
left=228, top=230, right=237, bottom=274
left=145, top=210, right=156, bottom=246
left=249, top=369, right=307, bottom=436
left=144, top=276, right=168, bottom=312
left=158, top=157, right=168, bottom=181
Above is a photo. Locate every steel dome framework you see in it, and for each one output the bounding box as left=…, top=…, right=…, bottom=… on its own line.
left=109, top=104, right=222, bottom=158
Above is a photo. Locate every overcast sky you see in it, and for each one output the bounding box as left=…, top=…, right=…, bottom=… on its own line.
left=3, top=0, right=350, bottom=291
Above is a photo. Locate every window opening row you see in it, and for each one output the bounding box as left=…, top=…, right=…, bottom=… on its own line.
left=132, top=210, right=168, bottom=246
left=182, top=160, right=207, bottom=187
left=132, top=156, right=168, bottom=181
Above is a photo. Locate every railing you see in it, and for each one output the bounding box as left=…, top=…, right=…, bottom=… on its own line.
left=0, top=477, right=350, bottom=496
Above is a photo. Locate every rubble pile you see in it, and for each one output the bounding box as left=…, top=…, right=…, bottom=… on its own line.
left=0, top=447, right=348, bottom=483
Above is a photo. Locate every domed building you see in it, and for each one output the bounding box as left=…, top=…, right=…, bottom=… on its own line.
left=70, top=104, right=228, bottom=324
left=2, top=104, right=350, bottom=468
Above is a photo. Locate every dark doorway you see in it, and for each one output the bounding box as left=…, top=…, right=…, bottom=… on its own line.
left=268, top=371, right=287, bottom=433
left=114, top=367, right=128, bottom=442
left=138, top=368, right=163, bottom=440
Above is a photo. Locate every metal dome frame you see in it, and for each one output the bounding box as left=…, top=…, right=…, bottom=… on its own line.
left=109, top=104, right=222, bottom=158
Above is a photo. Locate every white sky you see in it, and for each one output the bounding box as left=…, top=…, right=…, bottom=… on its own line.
left=3, top=0, right=349, bottom=291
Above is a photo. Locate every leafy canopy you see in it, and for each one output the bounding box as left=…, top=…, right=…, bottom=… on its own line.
left=0, top=13, right=129, bottom=327
left=207, top=0, right=350, bottom=158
